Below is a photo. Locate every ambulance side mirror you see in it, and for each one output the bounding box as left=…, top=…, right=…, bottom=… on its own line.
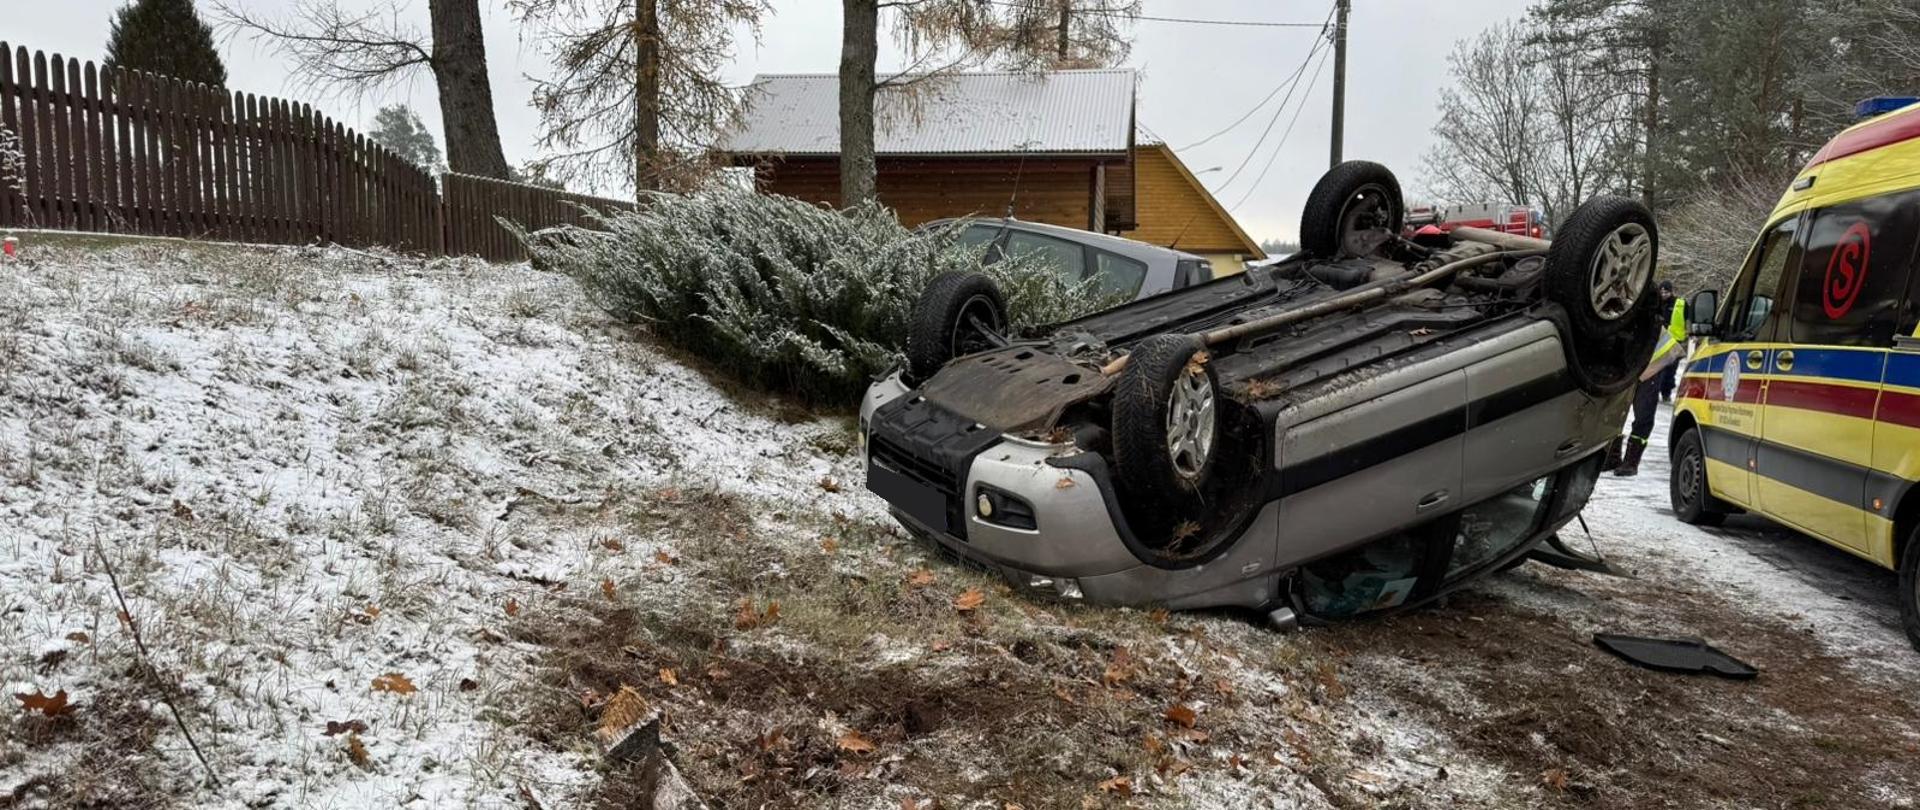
left=1687, top=289, right=1719, bottom=337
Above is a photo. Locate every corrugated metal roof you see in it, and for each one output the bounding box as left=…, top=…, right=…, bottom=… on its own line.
left=717, top=69, right=1135, bottom=157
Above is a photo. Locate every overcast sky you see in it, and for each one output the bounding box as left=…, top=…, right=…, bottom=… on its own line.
left=15, top=0, right=1532, bottom=243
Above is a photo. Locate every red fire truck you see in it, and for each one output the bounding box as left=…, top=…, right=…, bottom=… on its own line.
left=1405, top=202, right=1548, bottom=240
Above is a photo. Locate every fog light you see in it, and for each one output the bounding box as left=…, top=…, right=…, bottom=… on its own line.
left=976, top=493, right=994, bottom=518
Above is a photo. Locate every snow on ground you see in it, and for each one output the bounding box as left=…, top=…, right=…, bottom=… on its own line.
left=0, top=237, right=878, bottom=808
left=4, top=233, right=1917, bottom=810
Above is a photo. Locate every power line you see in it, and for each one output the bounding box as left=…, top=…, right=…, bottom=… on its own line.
left=1229, top=43, right=1332, bottom=211
left=1178, top=4, right=1336, bottom=151
left=1203, top=16, right=1330, bottom=195
left=983, top=1, right=1328, bottom=29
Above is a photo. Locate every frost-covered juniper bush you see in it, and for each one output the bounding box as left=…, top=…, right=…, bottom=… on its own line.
left=525, top=189, right=1127, bottom=402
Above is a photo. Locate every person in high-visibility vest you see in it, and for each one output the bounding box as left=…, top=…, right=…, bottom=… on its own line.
left=1613, top=298, right=1685, bottom=477
left=1657, top=281, right=1686, bottom=402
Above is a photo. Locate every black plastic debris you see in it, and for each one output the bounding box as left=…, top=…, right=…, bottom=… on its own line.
left=1592, top=634, right=1759, bottom=680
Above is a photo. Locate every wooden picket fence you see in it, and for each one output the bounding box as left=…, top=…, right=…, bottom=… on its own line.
left=0, top=42, right=631, bottom=261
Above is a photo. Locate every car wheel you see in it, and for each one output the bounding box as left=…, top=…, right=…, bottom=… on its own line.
left=1112, top=334, right=1219, bottom=520
left=1300, top=161, right=1404, bottom=259
left=1544, top=195, right=1661, bottom=394
left=1670, top=427, right=1728, bottom=526
left=905, top=271, right=1007, bottom=382
left=1901, top=529, right=1920, bottom=652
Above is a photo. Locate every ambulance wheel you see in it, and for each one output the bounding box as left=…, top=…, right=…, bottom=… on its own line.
left=1301, top=161, right=1404, bottom=259
left=1901, top=527, right=1920, bottom=652
left=1670, top=427, right=1728, bottom=527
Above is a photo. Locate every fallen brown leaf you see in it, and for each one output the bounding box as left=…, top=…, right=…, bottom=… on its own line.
left=459, top=678, right=479, bottom=692
left=819, top=537, right=839, bottom=553
left=1054, top=476, right=1076, bottom=489
left=346, top=731, right=371, bottom=769
left=1102, top=647, right=1135, bottom=686
left=370, top=673, right=416, bottom=695
left=907, top=569, right=936, bottom=588
left=836, top=729, right=877, bottom=754
left=931, top=639, right=952, bottom=652
left=1097, top=774, right=1132, bottom=796
left=598, top=686, right=650, bottom=742
left=600, top=578, right=618, bottom=600
left=64, top=631, right=89, bottom=644
left=952, top=587, right=986, bottom=612
left=364, top=605, right=381, bottom=620
left=1164, top=703, right=1198, bottom=728
left=323, top=719, right=368, bottom=736
left=818, top=476, right=843, bottom=493
left=654, top=549, right=677, bottom=565
left=504, top=598, right=520, bottom=617
left=658, top=668, right=678, bottom=686
left=1541, top=768, right=1570, bottom=792
left=14, top=690, right=73, bottom=717
left=601, top=537, right=625, bottom=553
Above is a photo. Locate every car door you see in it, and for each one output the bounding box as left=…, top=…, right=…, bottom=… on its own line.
left=1705, top=214, right=1801, bottom=509
left=1755, top=191, right=1920, bottom=555
left=1870, top=235, right=1920, bottom=566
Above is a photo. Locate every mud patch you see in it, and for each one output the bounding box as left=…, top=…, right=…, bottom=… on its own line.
left=1318, top=580, right=1920, bottom=809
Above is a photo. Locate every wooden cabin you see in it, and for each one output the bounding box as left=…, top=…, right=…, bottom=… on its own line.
left=717, top=69, right=1263, bottom=270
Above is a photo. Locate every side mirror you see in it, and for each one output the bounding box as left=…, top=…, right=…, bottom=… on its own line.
left=1687, top=289, right=1719, bottom=337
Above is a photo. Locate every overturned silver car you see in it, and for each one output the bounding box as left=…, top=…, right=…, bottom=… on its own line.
left=861, top=162, right=1659, bottom=624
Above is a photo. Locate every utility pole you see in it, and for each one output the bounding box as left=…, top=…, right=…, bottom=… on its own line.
left=1329, top=0, right=1349, bottom=168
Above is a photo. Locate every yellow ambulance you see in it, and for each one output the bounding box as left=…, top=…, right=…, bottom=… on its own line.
left=1670, top=96, right=1920, bottom=648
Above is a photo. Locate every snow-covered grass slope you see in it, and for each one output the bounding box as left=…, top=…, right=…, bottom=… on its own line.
left=0, top=235, right=1412, bottom=810
left=0, top=236, right=882, bottom=807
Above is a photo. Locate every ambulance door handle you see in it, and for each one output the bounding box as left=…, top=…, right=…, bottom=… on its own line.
left=1745, top=350, right=1766, bottom=370
left=1775, top=350, right=1794, bottom=372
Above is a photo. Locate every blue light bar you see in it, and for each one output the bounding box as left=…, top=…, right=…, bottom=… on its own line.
left=1855, top=96, right=1919, bottom=120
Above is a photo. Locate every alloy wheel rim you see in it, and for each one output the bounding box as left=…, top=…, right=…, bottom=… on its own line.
left=1588, top=222, right=1653, bottom=321
left=1165, top=362, right=1215, bottom=478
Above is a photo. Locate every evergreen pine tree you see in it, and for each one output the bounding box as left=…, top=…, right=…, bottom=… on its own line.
left=104, top=0, right=228, bottom=88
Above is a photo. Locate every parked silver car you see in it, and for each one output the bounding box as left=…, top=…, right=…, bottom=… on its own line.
left=925, top=217, right=1216, bottom=301
left=862, top=162, right=1661, bottom=625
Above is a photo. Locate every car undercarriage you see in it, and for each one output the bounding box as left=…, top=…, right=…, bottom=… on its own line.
left=862, top=161, right=1661, bottom=622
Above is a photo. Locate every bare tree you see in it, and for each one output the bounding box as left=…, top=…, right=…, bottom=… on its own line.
left=836, top=0, right=1139, bottom=207
left=1422, top=23, right=1546, bottom=210
left=214, top=0, right=512, bottom=178
left=1658, top=163, right=1795, bottom=293
left=511, top=0, right=765, bottom=192
left=1422, top=19, right=1632, bottom=225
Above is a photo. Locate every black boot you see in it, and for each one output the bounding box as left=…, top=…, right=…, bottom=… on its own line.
left=1613, top=440, right=1646, bottom=477
left=1604, top=436, right=1626, bottom=470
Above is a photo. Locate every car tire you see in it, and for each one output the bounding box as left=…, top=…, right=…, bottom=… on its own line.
left=1901, top=529, right=1920, bottom=652
left=1544, top=195, right=1661, bottom=394
left=905, top=271, right=1007, bottom=382
left=1670, top=427, right=1729, bottom=526
left=1301, top=161, right=1404, bottom=258
left=1112, top=334, right=1219, bottom=521
left=1546, top=195, right=1660, bottom=338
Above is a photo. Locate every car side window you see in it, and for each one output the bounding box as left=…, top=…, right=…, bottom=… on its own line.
left=1005, top=231, right=1088, bottom=284
left=957, top=224, right=1006, bottom=263
left=1091, top=251, right=1148, bottom=297
left=1722, top=216, right=1799, bottom=341
left=1789, top=190, right=1920, bottom=347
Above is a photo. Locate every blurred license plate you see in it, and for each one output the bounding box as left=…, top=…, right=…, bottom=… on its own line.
left=866, top=460, right=949, bottom=534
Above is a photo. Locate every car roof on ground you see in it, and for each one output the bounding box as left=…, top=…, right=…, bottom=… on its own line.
left=924, top=217, right=1207, bottom=263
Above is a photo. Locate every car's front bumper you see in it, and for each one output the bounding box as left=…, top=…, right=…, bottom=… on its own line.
left=860, top=372, right=1284, bottom=610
